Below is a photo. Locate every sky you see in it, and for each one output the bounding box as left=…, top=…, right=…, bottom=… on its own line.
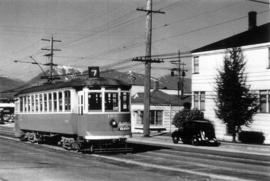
left=0, top=0, right=269, bottom=81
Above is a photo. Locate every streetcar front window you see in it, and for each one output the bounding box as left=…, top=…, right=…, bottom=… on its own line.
left=88, top=92, right=102, bottom=111
left=121, top=92, right=130, bottom=112
left=105, top=92, right=118, bottom=112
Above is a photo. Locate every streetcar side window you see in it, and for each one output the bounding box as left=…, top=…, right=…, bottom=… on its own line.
left=31, top=95, right=35, bottom=112
left=39, top=94, right=43, bottom=112
left=105, top=92, right=119, bottom=112
left=53, top=92, right=57, bottom=112
left=35, top=94, right=39, bottom=112
left=19, top=97, right=23, bottom=112
left=27, top=95, right=30, bottom=112
left=121, top=92, right=130, bottom=112
left=48, top=93, right=52, bottom=112
left=64, top=90, right=71, bottom=111
left=23, top=96, right=27, bottom=112
left=59, top=92, right=63, bottom=112
left=44, top=94, right=47, bottom=112
left=88, top=92, right=102, bottom=111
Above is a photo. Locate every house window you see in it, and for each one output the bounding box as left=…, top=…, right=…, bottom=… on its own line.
left=193, top=91, right=205, bottom=111
left=194, top=92, right=199, bottom=109
left=135, top=111, right=143, bottom=125
left=136, top=110, right=163, bottom=126
left=259, top=90, right=267, bottom=113
left=193, top=56, right=199, bottom=74
left=268, top=47, right=270, bottom=68
left=150, top=110, right=163, bottom=125
left=200, top=92, right=205, bottom=111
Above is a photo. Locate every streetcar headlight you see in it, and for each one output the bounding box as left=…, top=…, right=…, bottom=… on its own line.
left=109, top=119, right=118, bottom=128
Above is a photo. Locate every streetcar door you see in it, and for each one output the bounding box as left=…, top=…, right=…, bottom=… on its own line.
left=78, top=91, right=84, bottom=115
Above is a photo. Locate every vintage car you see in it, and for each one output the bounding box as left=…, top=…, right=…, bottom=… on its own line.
left=171, top=119, right=220, bottom=146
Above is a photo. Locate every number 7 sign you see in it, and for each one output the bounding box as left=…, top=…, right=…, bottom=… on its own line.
left=88, top=67, right=100, bottom=78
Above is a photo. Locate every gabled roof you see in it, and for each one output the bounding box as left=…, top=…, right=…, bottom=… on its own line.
left=132, top=89, right=191, bottom=106
left=192, top=22, right=270, bottom=53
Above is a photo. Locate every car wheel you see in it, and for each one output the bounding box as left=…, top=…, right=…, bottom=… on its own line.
left=172, top=136, right=179, bottom=144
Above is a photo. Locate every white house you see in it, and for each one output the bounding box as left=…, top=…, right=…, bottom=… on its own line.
left=131, top=83, right=191, bottom=133
left=191, top=12, right=270, bottom=143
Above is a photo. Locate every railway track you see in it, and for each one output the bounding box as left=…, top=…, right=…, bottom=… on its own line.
left=1, top=125, right=270, bottom=181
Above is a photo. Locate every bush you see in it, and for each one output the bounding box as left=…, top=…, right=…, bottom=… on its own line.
left=172, top=109, right=204, bottom=129
left=238, top=131, right=265, bottom=144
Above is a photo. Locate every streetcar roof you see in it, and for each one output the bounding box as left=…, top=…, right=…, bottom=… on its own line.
left=16, top=77, right=131, bottom=95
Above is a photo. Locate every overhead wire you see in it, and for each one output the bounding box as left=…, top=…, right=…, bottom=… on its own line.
left=5, top=1, right=269, bottom=81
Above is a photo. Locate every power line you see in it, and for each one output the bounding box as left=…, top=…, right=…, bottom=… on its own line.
left=247, top=0, right=270, bottom=5
left=152, top=9, right=270, bottom=44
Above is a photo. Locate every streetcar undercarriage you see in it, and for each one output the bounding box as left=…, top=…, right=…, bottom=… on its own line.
left=19, top=130, right=132, bottom=153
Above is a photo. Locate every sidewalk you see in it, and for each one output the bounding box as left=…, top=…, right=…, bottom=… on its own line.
left=128, top=133, right=270, bottom=157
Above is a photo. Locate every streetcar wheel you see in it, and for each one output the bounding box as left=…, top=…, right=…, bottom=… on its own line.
left=71, top=142, right=81, bottom=152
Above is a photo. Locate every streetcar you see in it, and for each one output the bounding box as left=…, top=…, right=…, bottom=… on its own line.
left=14, top=67, right=132, bottom=152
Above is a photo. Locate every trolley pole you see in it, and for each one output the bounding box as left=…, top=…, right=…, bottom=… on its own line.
left=134, top=0, right=164, bottom=137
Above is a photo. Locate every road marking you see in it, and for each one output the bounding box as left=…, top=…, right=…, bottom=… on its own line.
left=92, top=154, right=254, bottom=181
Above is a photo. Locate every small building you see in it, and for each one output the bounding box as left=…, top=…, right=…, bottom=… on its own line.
left=131, top=87, right=191, bottom=133
left=191, top=12, right=270, bottom=143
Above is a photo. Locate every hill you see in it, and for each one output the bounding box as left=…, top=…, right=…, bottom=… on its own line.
left=0, top=77, right=25, bottom=100
left=7, top=67, right=191, bottom=98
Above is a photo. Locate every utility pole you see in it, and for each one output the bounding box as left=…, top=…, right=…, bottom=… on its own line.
left=133, top=0, right=165, bottom=137
left=171, top=50, right=188, bottom=105
left=41, top=36, right=61, bottom=83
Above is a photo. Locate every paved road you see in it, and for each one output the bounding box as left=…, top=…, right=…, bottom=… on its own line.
left=0, top=135, right=269, bottom=181
left=0, top=137, right=219, bottom=181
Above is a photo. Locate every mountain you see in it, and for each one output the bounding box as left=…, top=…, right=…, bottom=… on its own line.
left=0, top=77, right=25, bottom=99
left=27, top=65, right=83, bottom=86
left=14, top=67, right=191, bottom=92
left=100, top=69, right=191, bottom=93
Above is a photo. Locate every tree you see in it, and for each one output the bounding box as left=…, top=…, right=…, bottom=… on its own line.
left=215, top=47, right=259, bottom=142
left=172, top=109, right=204, bottom=129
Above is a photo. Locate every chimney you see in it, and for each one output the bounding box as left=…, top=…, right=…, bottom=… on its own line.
left=248, top=11, right=257, bottom=30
